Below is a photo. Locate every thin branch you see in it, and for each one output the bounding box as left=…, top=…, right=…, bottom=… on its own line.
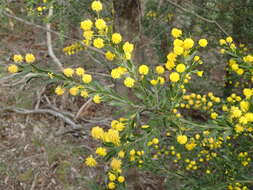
left=75, top=97, right=93, bottom=120
left=166, top=0, right=230, bottom=36
left=46, top=7, right=63, bottom=71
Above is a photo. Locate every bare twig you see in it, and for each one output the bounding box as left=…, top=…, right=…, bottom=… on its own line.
left=35, top=86, right=46, bottom=109
left=75, top=97, right=93, bottom=120
left=46, top=7, right=63, bottom=71
left=0, top=106, right=82, bottom=129
left=166, top=0, right=230, bottom=36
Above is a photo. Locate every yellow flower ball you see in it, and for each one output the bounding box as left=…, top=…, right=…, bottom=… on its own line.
left=219, top=39, right=226, bottom=45
left=95, top=147, right=107, bottom=157
left=123, top=42, right=134, bottom=53
left=105, top=51, right=115, bottom=61
left=91, top=1, right=102, bottom=12
left=7, top=64, right=18, bottom=73
left=118, top=176, right=125, bottom=183
left=110, top=158, right=122, bottom=170
left=108, top=182, right=116, bottom=189
left=75, top=67, right=85, bottom=76
left=111, top=33, right=122, bottom=44
left=95, top=19, right=106, bottom=30
left=176, top=64, right=186, bottom=73
left=171, top=28, right=182, bottom=38
left=80, top=19, right=93, bottom=31
left=174, top=46, right=184, bottom=55
left=152, top=138, right=159, bottom=144
left=173, top=39, right=183, bottom=47
left=80, top=90, right=89, bottom=98
left=91, top=126, right=104, bottom=139
left=93, top=94, right=101, bottom=104
left=170, top=72, right=180, bottom=82
left=55, top=86, right=65, bottom=96
left=124, top=77, right=135, bottom=88
left=156, top=66, right=165, bottom=74
left=138, top=65, right=149, bottom=75
left=177, top=135, right=188, bottom=144
left=183, top=38, right=194, bottom=49
left=226, top=36, right=233, bottom=43
left=25, top=53, right=36, bottom=63
left=85, top=155, right=97, bottom=167
left=93, top=38, right=104, bottom=49
left=198, top=39, right=208, bottom=47
left=82, top=74, right=92, bottom=84
left=69, top=87, right=79, bottom=96
left=63, top=68, right=74, bottom=77
left=13, top=54, right=23, bottom=63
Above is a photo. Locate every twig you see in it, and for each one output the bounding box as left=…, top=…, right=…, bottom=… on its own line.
left=75, top=97, right=93, bottom=120
left=46, top=7, right=63, bottom=71
left=0, top=106, right=82, bottom=129
left=166, top=0, right=230, bottom=36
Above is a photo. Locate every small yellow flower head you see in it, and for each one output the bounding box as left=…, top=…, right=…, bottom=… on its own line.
left=80, top=90, right=89, bottom=98
left=174, top=46, right=184, bottom=55
left=219, top=39, right=226, bottom=45
left=198, top=39, right=208, bottom=47
left=91, top=126, right=104, bottom=140
left=91, top=1, right=103, bottom=12
left=158, top=76, right=165, bottom=85
left=83, top=30, right=94, bottom=40
left=152, top=138, right=159, bottom=144
left=177, top=135, right=188, bottom=144
left=150, top=79, right=158, bottom=85
left=108, top=182, right=116, bottom=189
left=95, top=147, right=107, bottom=156
left=194, top=56, right=200, bottom=62
left=110, top=158, right=122, bottom=170
left=183, top=38, right=194, bottom=49
left=197, top=71, right=203, bottom=77
left=240, top=101, right=249, bottom=112
left=156, top=66, right=165, bottom=74
left=63, top=68, right=74, bottom=77
left=7, top=64, right=18, bottom=73
left=82, top=74, right=92, bottom=84
left=69, top=87, right=79, bottom=96
left=55, top=86, right=65, bottom=96
left=123, top=42, right=134, bottom=53
left=118, top=176, right=125, bottom=183
left=93, top=94, right=101, bottom=104
left=107, top=129, right=121, bottom=145
left=25, top=53, right=36, bottom=63
left=171, top=28, right=182, bottom=38
left=75, top=67, right=85, bottom=76
left=170, top=72, right=180, bottom=82
left=173, top=39, right=183, bottom=47
left=243, top=88, right=252, bottom=99
left=105, top=51, right=115, bottom=61
left=111, top=33, right=122, bottom=44
left=138, top=65, right=149, bottom=75
left=124, top=77, right=135, bottom=88
left=93, top=38, right=104, bottom=49
left=176, top=64, right=186, bottom=73
left=85, top=155, right=97, bottom=167
left=80, top=19, right=93, bottom=31
left=95, top=19, right=107, bottom=30
left=13, top=54, right=23, bottom=63
left=118, top=150, right=125, bottom=158
left=210, top=112, right=218, bottom=119
left=226, top=36, right=233, bottom=43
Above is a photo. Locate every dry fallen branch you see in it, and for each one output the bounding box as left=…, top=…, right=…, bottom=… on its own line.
left=75, top=97, right=93, bottom=120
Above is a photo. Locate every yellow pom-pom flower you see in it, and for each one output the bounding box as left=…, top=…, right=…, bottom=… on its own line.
left=93, top=94, right=101, bottom=104
left=85, top=155, right=97, bottom=167
left=93, top=38, right=104, bottom=49
left=174, top=46, right=184, bottom=55
left=7, top=64, right=18, bottom=73
left=105, top=51, right=115, bottom=61
left=124, top=77, right=135, bottom=88
left=198, top=39, right=208, bottom=47
left=177, top=135, right=188, bottom=144
left=25, top=53, right=36, bottom=63
left=13, top=54, right=23, bottom=63
left=69, top=86, right=79, bottom=96
left=80, top=19, right=93, bottom=31
left=91, top=126, right=104, bottom=140
left=95, top=19, right=106, bottom=30
left=138, top=65, right=149, bottom=75
left=170, top=72, right=180, bottom=82
left=123, top=42, right=134, bottom=53
left=80, top=90, right=89, bottom=98
left=95, top=147, right=107, bottom=156
left=75, top=67, right=85, bottom=76
left=91, top=1, right=103, bottom=12
left=108, top=182, right=116, bottom=189
left=171, top=28, right=182, bottom=38
left=156, top=66, right=165, bottom=74
left=118, top=176, right=125, bottom=183
left=63, top=68, right=74, bottom=77
left=110, top=158, right=122, bottom=170
left=55, top=86, right=64, bottom=96
left=111, top=33, right=122, bottom=44
left=82, top=74, right=92, bottom=83
left=176, top=64, right=186, bottom=73
left=183, top=38, right=194, bottom=49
